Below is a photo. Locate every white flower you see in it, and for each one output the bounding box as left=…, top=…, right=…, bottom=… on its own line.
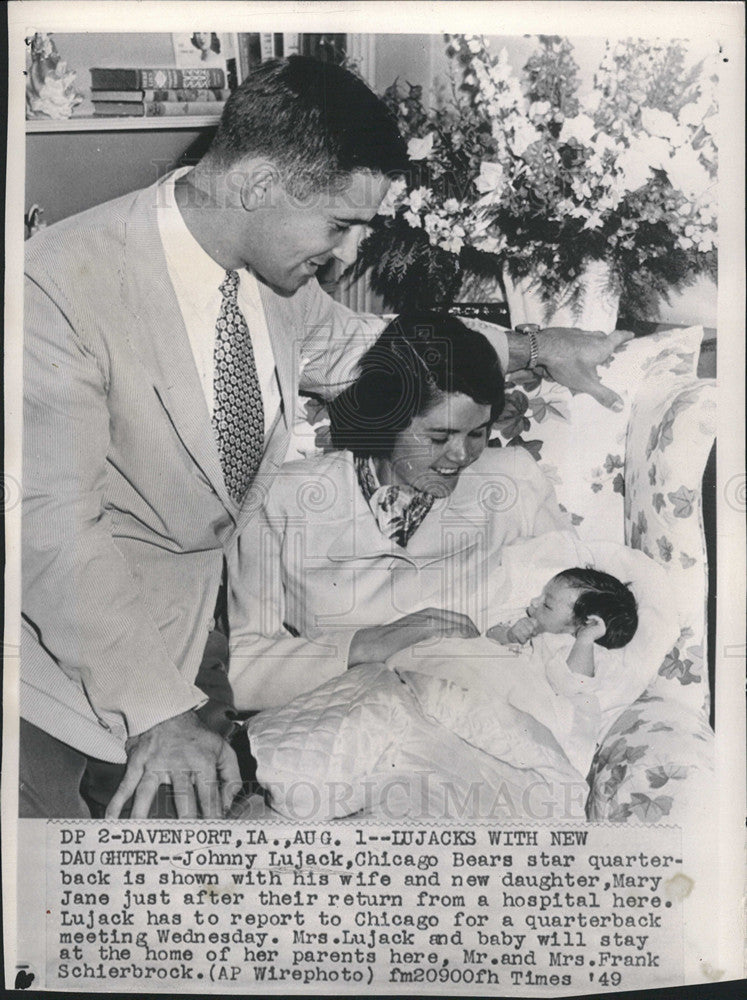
left=593, top=132, right=622, bottom=156
left=423, top=212, right=446, bottom=239
left=399, top=102, right=409, bottom=117
left=665, top=145, right=713, bottom=199
left=407, top=133, right=434, bottom=161
left=583, top=211, right=604, bottom=230
left=509, top=117, right=542, bottom=156
left=529, top=100, right=551, bottom=118
left=376, top=176, right=407, bottom=217
left=403, top=210, right=422, bottom=229
left=439, top=233, right=465, bottom=255
left=558, top=113, right=597, bottom=146
left=615, top=147, right=653, bottom=193
left=569, top=202, right=592, bottom=220
left=474, top=161, right=506, bottom=196
left=637, top=135, right=672, bottom=170
left=443, top=198, right=461, bottom=214
left=467, top=36, right=483, bottom=54
left=679, top=95, right=713, bottom=128
left=586, top=153, right=606, bottom=175
left=406, top=186, right=431, bottom=213
left=640, top=107, right=689, bottom=148
left=579, top=89, right=602, bottom=115
left=571, top=178, right=593, bottom=201
left=615, top=135, right=671, bottom=193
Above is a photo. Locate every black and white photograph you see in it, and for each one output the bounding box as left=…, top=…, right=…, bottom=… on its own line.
left=3, top=1, right=744, bottom=994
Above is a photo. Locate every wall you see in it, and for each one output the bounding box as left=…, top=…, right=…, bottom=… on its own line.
left=24, top=33, right=214, bottom=225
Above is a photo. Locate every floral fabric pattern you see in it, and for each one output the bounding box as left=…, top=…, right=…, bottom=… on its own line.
left=625, top=361, right=716, bottom=715
left=586, top=695, right=714, bottom=823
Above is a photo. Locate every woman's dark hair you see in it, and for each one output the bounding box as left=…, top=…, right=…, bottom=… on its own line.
left=555, top=567, right=639, bottom=649
left=207, top=56, right=409, bottom=196
left=328, top=312, right=505, bottom=459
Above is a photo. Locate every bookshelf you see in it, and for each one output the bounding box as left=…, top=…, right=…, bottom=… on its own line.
left=25, top=32, right=353, bottom=133
left=26, top=116, right=222, bottom=133
left=24, top=32, right=358, bottom=225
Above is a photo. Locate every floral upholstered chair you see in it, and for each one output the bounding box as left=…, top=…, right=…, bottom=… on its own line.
left=290, top=324, right=716, bottom=824
left=586, top=334, right=716, bottom=822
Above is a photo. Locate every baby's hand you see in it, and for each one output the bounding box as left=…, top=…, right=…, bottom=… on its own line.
left=486, top=623, right=516, bottom=645
left=575, top=614, right=607, bottom=644
left=487, top=617, right=538, bottom=646
left=506, top=616, right=539, bottom=645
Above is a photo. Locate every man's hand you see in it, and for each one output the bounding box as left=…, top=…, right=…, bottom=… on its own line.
left=349, top=608, right=479, bottom=666
left=105, top=710, right=241, bottom=819
left=487, top=617, right=538, bottom=646
left=508, top=327, right=633, bottom=410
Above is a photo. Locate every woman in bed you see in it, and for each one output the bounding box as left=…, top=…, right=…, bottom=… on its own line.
left=227, top=312, right=570, bottom=708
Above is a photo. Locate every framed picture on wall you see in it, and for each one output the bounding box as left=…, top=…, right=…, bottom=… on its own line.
left=172, top=32, right=239, bottom=90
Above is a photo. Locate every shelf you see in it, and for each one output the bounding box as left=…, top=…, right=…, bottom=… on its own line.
left=26, top=116, right=221, bottom=133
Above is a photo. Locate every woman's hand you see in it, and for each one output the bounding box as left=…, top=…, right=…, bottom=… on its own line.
left=348, top=608, right=479, bottom=666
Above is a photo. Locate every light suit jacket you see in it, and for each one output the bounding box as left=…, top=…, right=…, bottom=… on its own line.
left=228, top=447, right=570, bottom=708
left=22, top=174, right=385, bottom=761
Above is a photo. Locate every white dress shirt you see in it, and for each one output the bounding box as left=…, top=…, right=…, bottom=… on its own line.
left=157, top=166, right=280, bottom=433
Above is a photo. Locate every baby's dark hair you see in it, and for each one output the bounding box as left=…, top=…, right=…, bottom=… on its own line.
left=555, top=567, right=638, bottom=649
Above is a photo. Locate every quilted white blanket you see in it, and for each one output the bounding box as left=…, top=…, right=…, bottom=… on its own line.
left=244, top=534, right=678, bottom=822
left=246, top=663, right=585, bottom=822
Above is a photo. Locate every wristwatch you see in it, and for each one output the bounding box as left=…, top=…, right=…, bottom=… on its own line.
left=514, top=323, right=541, bottom=370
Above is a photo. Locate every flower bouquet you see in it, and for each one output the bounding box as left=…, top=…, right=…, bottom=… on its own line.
left=353, top=34, right=717, bottom=325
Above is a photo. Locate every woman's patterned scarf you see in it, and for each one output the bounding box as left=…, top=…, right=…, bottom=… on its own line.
left=355, top=455, right=435, bottom=548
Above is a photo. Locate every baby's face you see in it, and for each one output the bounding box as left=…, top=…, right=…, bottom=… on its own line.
left=526, top=576, right=580, bottom=635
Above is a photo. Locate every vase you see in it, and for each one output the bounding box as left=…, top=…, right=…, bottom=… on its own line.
left=503, top=259, right=621, bottom=334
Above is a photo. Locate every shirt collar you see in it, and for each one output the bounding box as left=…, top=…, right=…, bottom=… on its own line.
left=157, top=167, right=232, bottom=313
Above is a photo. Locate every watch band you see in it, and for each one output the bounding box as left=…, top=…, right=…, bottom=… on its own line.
left=515, top=323, right=541, bottom=369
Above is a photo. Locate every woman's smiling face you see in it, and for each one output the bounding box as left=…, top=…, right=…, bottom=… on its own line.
left=377, top=392, right=492, bottom=497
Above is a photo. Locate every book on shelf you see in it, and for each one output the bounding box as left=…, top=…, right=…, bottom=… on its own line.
left=89, top=67, right=226, bottom=90
left=92, top=100, right=226, bottom=118
left=90, top=88, right=230, bottom=103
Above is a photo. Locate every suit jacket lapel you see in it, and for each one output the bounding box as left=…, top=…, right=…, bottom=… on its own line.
left=120, top=178, right=230, bottom=505
left=258, top=281, right=297, bottom=430
left=232, top=281, right=299, bottom=530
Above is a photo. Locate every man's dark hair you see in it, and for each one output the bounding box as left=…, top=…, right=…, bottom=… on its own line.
left=329, top=312, right=505, bottom=460
left=206, top=56, right=409, bottom=195
left=555, top=567, right=639, bottom=649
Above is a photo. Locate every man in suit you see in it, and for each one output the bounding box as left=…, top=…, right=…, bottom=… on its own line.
left=21, top=56, right=630, bottom=819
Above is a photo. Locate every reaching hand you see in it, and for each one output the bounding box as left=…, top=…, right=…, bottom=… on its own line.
left=105, top=710, right=241, bottom=819
left=536, top=327, right=634, bottom=410
left=487, top=617, right=538, bottom=646
left=485, top=623, right=517, bottom=645
left=349, top=607, right=479, bottom=666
